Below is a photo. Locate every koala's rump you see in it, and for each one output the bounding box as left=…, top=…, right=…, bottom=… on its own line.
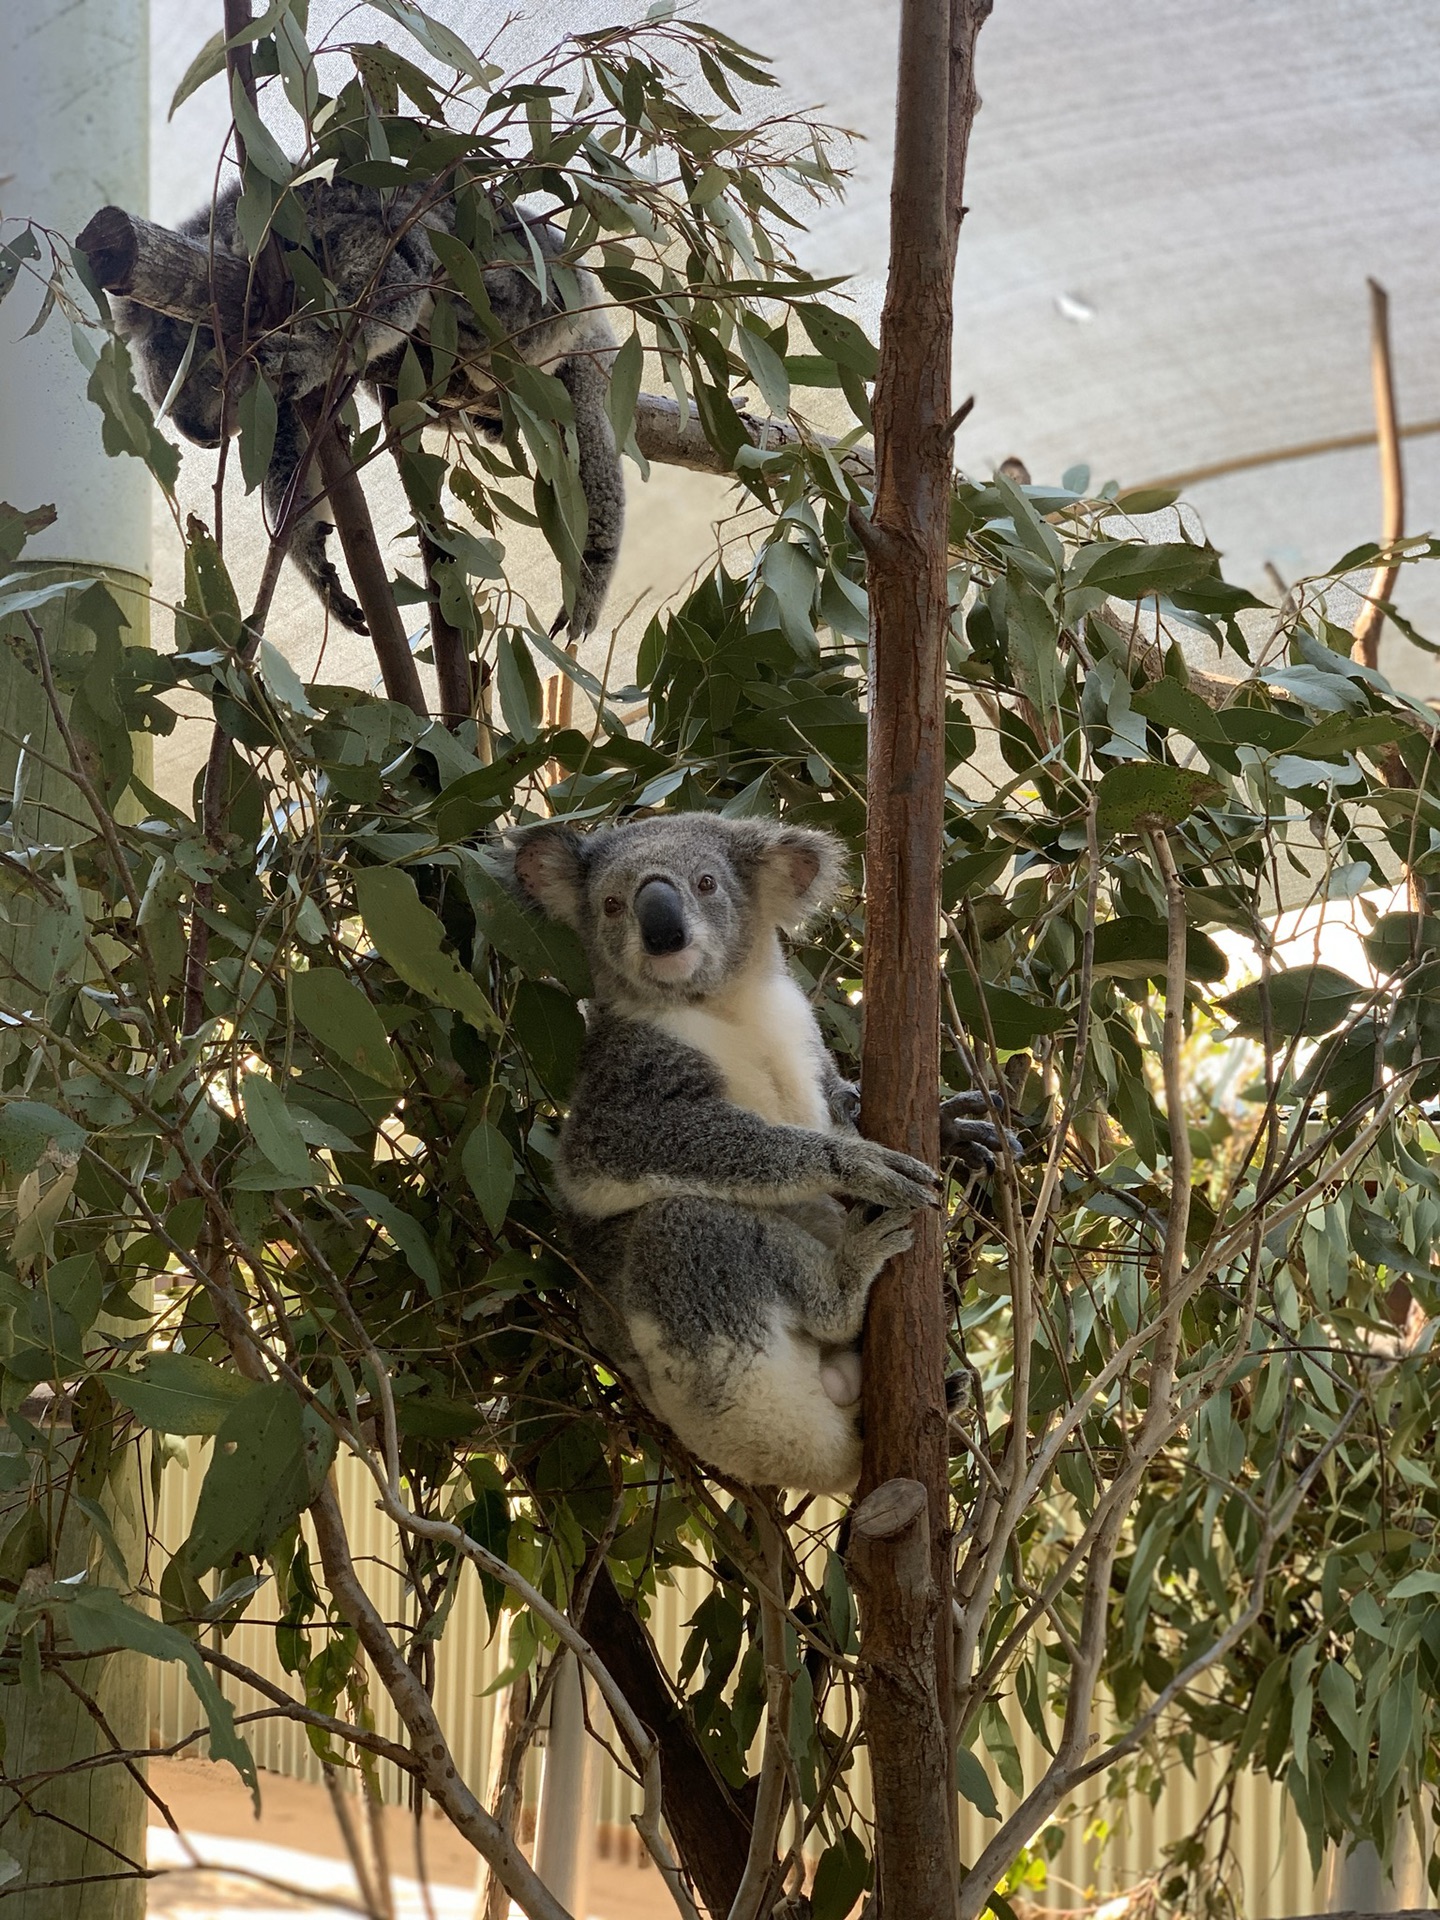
left=568, top=1196, right=861, bottom=1492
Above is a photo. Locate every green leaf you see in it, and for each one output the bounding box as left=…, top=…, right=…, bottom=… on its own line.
left=462, top=1121, right=515, bottom=1233
left=1005, top=565, right=1062, bottom=728
left=229, top=70, right=293, bottom=184
left=737, top=321, right=790, bottom=417
left=259, top=638, right=318, bottom=717
left=1388, top=1569, right=1440, bottom=1599
left=954, top=1743, right=1001, bottom=1820
left=290, top=968, right=403, bottom=1089
left=346, top=1187, right=439, bottom=1291
left=1090, top=917, right=1228, bottom=983
left=186, top=1383, right=332, bottom=1572
left=462, top=857, right=591, bottom=995
left=108, top=1352, right=254, bottom=1436
left=1068, top=541, right=1216, bottom=600
left=86, top=337, right=180, bottom=492
left=1217, top=966, right=1363, bottom=1040
left=57, top=1583, right=256, bottom=1793
left=949, top=974, right=1070, bottom=1052
left=604, top=328, right=643, bottom=451
left=495, top=630, right=542, bottom=742
left=1362, top=912, right=1440, bottom=976
left=1095, top=763, right=1221, bottom=835
left=511, top=979, right=585, bottom=1097
left=1130, top=678, right=1228, bottom=743
left=237, top=371, right=278, bottom=493
left=0, top=1102, right=86, bottom=1176
left=811, top=1831, right=871, bottom=1920
left=353, top=865, right=499, bottom=1035
left=1110, top=485, right=1181, bottom=516
left=241, top=1070, right=320, bottom=1185
left=169, top=29, right=228, bottom=117
left=793, top=302, right=877, bottom=379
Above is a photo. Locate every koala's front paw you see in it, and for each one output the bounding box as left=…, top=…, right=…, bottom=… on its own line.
left=827, top=1077, right=861, bottom=1129
left=833, top=1138, right=940, bottom=1211
left=939, top=1090, right=1023, bottom=1175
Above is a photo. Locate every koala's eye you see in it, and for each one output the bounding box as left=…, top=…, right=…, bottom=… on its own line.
left=695, top=873, right=716, bottom=895
left=603, top=895, right=625, bottom=918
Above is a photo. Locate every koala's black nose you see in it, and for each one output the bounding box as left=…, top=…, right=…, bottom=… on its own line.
left=635, top=878, right=688, bottom=955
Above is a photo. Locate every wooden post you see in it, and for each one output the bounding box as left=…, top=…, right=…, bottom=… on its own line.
left=854, top=2, right=991, bottom=1915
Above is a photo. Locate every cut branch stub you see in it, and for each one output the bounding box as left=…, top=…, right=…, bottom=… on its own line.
left=851, top=1477, right=929, bottom=1542
left=77, top=205, right=251, bottom=346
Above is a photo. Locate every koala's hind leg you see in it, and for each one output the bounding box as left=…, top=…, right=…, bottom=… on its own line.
left=612, top=1196, right=872, bottom=1491
left=264, top=401, right=367, bottom=634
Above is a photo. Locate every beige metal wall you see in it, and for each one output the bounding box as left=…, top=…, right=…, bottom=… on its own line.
left=150, top=1450, right=1322, bottom=1915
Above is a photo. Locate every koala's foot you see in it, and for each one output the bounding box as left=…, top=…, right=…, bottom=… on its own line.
left=819, top=1349, right=862, bottom=1408
left=939, top=1089, right=1023, bottom=1174
left=295, top=519, right=368, bottom=635
left=838, top=1205, right=917, bottom=1286
left=827, top=1076, right=861, bottom=1129
left=831, top=1137, right=940, bottom=1211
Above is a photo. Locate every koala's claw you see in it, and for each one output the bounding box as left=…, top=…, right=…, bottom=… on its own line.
left=828, top=1077, right=862, bottom=1129
left=939, top=1090, right=1023, bottom=1175
left=835, top=1139, right=941, bottom=1211
left=843, top=1207, right=916, bottom=1271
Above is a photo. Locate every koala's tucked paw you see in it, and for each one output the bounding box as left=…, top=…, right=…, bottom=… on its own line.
left=840, top=1205, right=916, bottom=1277
left=939, top=1090, right=1023, bottom=1175
left=833, top=1138, right=940, bottom=1211
left=827, top=1077, right=862, bottom=1129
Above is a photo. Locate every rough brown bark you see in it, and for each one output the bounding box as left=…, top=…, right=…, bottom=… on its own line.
left=855, top=3, right=990, bottom=1916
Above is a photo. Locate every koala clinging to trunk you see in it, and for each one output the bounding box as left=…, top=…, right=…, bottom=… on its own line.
left=115, top=178, right=622, bottom=639
left=512, top=811, right=1011, bottom=1493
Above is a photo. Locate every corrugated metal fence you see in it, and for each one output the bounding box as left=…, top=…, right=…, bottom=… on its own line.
left=149, top=1449, right=1322, bottom=1915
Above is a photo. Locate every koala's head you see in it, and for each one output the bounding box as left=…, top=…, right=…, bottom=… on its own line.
left=511, top=812, right=845, bottom=1006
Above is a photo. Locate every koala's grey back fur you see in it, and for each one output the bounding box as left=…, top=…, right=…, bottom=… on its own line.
left=115, top=178, right=622, bottom=638
left=512, top=811, right=940, bottom=1492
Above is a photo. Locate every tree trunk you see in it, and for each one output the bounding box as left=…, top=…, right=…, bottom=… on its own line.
left=854, top=3, right=991, bottom=1916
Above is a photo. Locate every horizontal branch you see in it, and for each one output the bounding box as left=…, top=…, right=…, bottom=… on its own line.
left=632, top=391, right=872, bottom=480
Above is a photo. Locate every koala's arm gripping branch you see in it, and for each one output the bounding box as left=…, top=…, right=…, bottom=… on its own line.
left=564, top=1099, right=852, bottom=1212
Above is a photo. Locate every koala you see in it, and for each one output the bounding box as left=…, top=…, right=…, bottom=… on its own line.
left=512, top=811, right=1010, bottom=1493
left=115, top=177, right=622, bottom=638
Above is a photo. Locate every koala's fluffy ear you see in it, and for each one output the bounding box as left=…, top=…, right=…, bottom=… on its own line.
left=510, top=823, right=589, bottom=927
left=735, top=822, right=847, bottom=931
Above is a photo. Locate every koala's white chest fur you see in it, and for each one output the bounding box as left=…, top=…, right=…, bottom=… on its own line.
left=654, top=960, right=832, bottom=1132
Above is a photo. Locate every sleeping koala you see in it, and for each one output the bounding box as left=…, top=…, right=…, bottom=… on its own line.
left=115, top=178, right=622, bottom=638
left=512, top=810, right=1008, bottom=1493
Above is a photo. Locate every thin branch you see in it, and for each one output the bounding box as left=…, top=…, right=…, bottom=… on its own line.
left=1352, top=278, right=1405, bottom=671
left=308, top=1483, right=576, bottom=1920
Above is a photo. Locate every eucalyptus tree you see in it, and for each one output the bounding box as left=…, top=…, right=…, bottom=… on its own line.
left=0, top=5, right=1438, bottom=1919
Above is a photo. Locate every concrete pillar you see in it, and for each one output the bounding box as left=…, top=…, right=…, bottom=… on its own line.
left=0, top=6, right=151, bottom=1916
left=1325, top=1827, right=1428, bottom=1912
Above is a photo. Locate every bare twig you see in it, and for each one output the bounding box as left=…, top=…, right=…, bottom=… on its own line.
left=1352, top=279, right=1405, bottom=671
